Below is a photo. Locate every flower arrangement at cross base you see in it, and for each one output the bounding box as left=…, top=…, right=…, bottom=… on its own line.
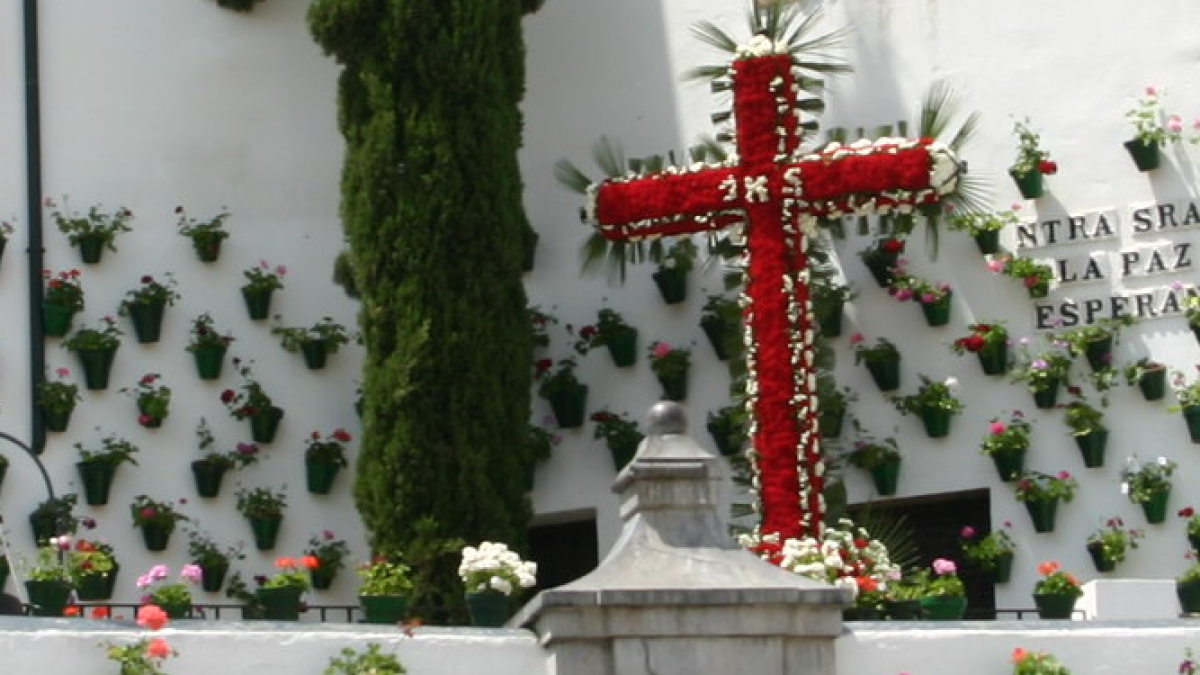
left=458, top=541, right=537, bottom=626
left=1120, top=455, right=1176, bottom=523
left=1085, top=516, right=1142, bottom=572
left=960, top=522, right=1016, bottom=582
left=1009, top=117, right=1058, bottom=199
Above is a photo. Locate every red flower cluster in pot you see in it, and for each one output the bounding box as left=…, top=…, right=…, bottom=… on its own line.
left=956, top=334, right=986, bottom=352
left=880, top=238, right=905, bottom=254
left=1038, top=160, right=1058, bottom=175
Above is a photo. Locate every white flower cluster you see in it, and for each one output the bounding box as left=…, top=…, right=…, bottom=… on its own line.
left=458, top=541, right=537, bottom=596
left=736, top=34, right=788, bottom=59
left=773, top=519, right=900, bottom=599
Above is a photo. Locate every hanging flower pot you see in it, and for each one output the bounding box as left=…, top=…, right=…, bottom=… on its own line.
left=1137, top=366, right=1167, bottom=401
left=976, top=341, right=1008, bottom=375
left=546, top=383, right=587, bottom=429
left=249, top=406, right=285, bottom=444
left=199, top=561, right=228, bottom=593
left=1010, top=169, right=1044, bottom=200
left=1083, top=336, right=1113, bottom=372
left=706, top=408, right=743, bottom=457
left=604, top=328, right=638, bottom=367
left=1124, top=138, right=1161, bottom=172
left=1024, top=497, right=1059, bottom=533
left=24, top=580, right=73, bottom=617
left=191, top=344, right=227, bottom=380
left=76, top=460, right=118, bottom=506
left=140, top=521, right=174, bottom=552
left=42, top=303, right=76, bottom=338
left=40, top=405, right=73, bottom=433
left=656, top=371, right=689, bottom=401
left=1074, top=430, right=1108, bottom=468
left=77, top=232, right=107, bottom=264
left=919, top=406, right=953, bottom=439
left=919, top=295, right=953, bottom=327
left=819, top=406, right=845, bottom=439
left=300, top=339, right=329, bottom=369
left=918, top=595, right=966, bottom=621
left=75, top=567, right=119, bottom=601
left=991, top=447, right=1027, bottom=482
left=608, top=438, right=640, bottom=472
left=865, top=358, right=900, bottom=392
left=1141, top=489, right=1171, bottom=524
left=973, top=230, right=1001, bottom=255
left=126, top=302, right=166, bottom=344
left=1032, top=378, right=1061, bottom=409
left=360, top=595, right=409, bottom=624
left=869, top=458, right=901, bottom=496
left=700, top=316, right=733, bottom=360
left=191, top=460, right=228, bottom=498
left=814, top=297, right=844, bottom=338
left=241, top=287, right=275, bottom=321
left=1032, top=592, right=1076, bottom=619
left=255, top=586, right=303, bottom=621
left=652, top=267, right=688, bottom=304
left=28, top=510, right=68, bottom=546
left=991, top=551, right=1014, bottom=584
left=305, top=456, right=342, bottom=495
left=0, top=461, right=6, bottom=495
left=1183, top=405, right=1200, bottom=443
left=1086, top=542, right=1115, bottom=573
left=309, top=566, right=337, bottom=591
left=75, top=347, right=117, bottom=391
left=249, top=514, right=283, bottom=551
left=1178, top=580, right=1200, bottom=615
left=195, top=238, right=223, bottom=263
left=465, top=590, right=510, bottom=627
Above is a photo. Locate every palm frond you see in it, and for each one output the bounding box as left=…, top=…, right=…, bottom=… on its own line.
left=851, top=507, right=921, bottom=570
left=684, top=64, right=733, bottom=82
left=553, top=159, right=592, bottom=195
left=592, top=136, right=626, bottom=179
left=580, top=232, right=643, bottom=284
left=690, top=19, right=739, bottom=54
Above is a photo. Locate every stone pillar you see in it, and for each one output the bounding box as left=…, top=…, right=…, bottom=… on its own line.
left=513, top=402, right=847, bottom=675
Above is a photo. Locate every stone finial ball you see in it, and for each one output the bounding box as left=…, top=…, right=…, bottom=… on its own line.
left=645, top=401, right=687, bottom=435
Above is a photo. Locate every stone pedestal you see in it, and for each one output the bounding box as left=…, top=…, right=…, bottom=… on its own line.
left=514, top=402, right=847, bottom=675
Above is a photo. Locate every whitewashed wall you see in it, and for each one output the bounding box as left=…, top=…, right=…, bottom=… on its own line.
left=3, top=0, right=1200, bottom=619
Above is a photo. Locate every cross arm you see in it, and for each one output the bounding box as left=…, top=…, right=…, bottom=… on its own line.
left=591, top=167, right=743, bottom=241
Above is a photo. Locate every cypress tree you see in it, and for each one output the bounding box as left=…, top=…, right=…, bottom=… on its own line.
left=309, top=0, right=536, bottom=621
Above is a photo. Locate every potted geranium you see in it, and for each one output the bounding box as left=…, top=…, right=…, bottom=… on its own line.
left=887, top=272, right=954, bottom=327
left=1124, top=85, right=1189, bottom=171
left=190, top=418, right=261, bottom=498
left=68, top=538, right=119, bottom=601
left=235, top=485, right=288, bottom=550
left=980, top=411, right=1032, bottom=481
left=1012, top=648, right=1073, bottom=675
left=305, top=530, right=350, bottom=590
left=41, top=268, right=84, bottom=337
left=136, top=564, right=204, bottom=618
left=1063, top=400, right=1107, bottom=467
left=1054, top=316, right=1136, bottom=372
left=1014, top=471, right=1078, bottom=533
left=357, top=555, right=413, bottom=624
left=458, top=541, right=537, bottom=627
left=1180, top=507, right=1200, bottom=551
left=960, top=522, right=1016, bottom=583
left=1085, top=516, right=1143, bottom=573
left=948, top=207, right=1021, bottom=255
left=255, top=556, right=316, bottom=621
left=271, top=317, right=351, bottom=370
left=36, top=366, right=80, bottom=432
left=45, top=196, right=133, bottom=263
left=1124, top=357, right=1167, bottom=401
left=1031, top=560, right=1082, bottom=619
left=1009, top=117, right=1058, bottom=199
left=1120, top=455, right=1176, bottom=524
left=990, top=253, right=1055, bottom=298
left=579, top=308, right=639, bottom=366
left=22, top=536, right=75, bottom=616
left=118, top=274, right=180, bottom=343
left=175, top=205, right=230, bottom=262
left=845, top=428, right=902, bottom=496
left=186, top=312, right=235, bottom=380
left=75, top=433, right=139, bottom=506
left=129, top=495, right=188, bottom=552
left=305, top=428, right=352, bottom=494
left=917, top=558, right=967, bottom=620
left=186, top=528, right=244, bottom=593
left=889, top=374, right=963, bottom=438
left=535, top=357, right=587, bottom=428
left=241, top=259, right=287, bottom=320
left=1172, top=369, right=1200, bottom=442
left=590, top=410, right=643, bottom=471
left=816, top=376, right=855, bottom=439
left=857, top=236, right=905, bottom=287
left=811, top=281, right=854, bottom=338
left=62, top=316, right=123, bottom=390
left=120, top=373, right=171, bottom=428
left=652, top=237, right=697, bottom=304
left=28, top=494, right=78, bottom=545
left=705, top=404, right=744, bottom=457
left=221, top=359, right=284, bottom=443
left=952, top=320, right=1009, bottom=375
left=1010, top=344, right=1072, bottom=408
left=647, top=341, right=692, bottom=401
left=850, top=333, right=901, bottom=391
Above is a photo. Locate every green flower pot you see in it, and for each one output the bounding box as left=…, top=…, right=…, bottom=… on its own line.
left=1011, top=168, right=1044, bottom=200
left=75, top=566, right=118, bottom=601
left=1141, top=489, right=1170, bottom=524
left=305, top=456, right=341, bottom=495
left=1178, top=580, right=1200, bottom=615
left=919, top=406, right=952, bottom=438
left=256, top=586, right=303, bottom=621
left=465, top=591, right=510, bottom=627
left=1083, top=336, right=1113, bottom=372
left=1125, top=138, right=1161, bottom=172
left=605, top=329, right=638, bottom=367
left=657, top=371, right=689, bottom=402
left=1183, top=405, right=1200, bottom=443
left=40, top=406, right=73, bottom=433
left=1087, top=542, right=1115, bottom=573
left=990, top=446, right=1026, bottom=482
left=1024, top=497, right=1059, bottom=533
left=865, top=357, right=900, bottom=392
left=249, top=514, right=283, bottom=551
left=815, top=298, right=844, bottom=338
left=159, top=601, right=192, bottom=619
left=869, top=459, right=900, bottom=496
left=192, top=344, right=227, bottom=380
left=976, top=342, right=1008, bottom=375
left=1032, top=378, right=1060, bottom=409
left=300, top=339, right=329, bottom=370
left=127, top=301, right=165, bottom=344
left=1074, top=430, right=1108, bottom=468
left=25, top=580, right=73, bottom=617
left=193, top=237, right=223, bottom=263
left=191, top=460, right=227, bottom=498
left=700, top=316, right=734, bottom=360
left=991, top=551, right=1014, bottom=584
left=42, top=303, right=76, bottom=338
left=864, top=251, right=899, bottom=287
left=76, top=460, right=117, bottom=506
left=973, top=230, right=1001, bottom=255
left=199, top=561, right=228, bottom=593
left=652, top=268, right=687, bottom=305
left=1138, top=367, right=1167, bottom=401
left=919, top=296, right=952, bottom=327
left=75, top=346, right=117, bottom=390
left=1032, top=592, right=1076, bottom=619
left=77, top=233, right=106, bottom=264
left=547, top=384, right=587, bottom=429
left=140, top=522, right=174, bottom=552
left=919, top=595, right=967, bottom=620
left=883, top=599, right=924, bottom=620
left=608, top=438, right=640, bottom=472
left=249, top=406, right=284, bottom=444
left=360, top=595, right=408, bottom=624
left=309, top=567, right=336, bottom=591
left=241, top=287, right=274, bottom=321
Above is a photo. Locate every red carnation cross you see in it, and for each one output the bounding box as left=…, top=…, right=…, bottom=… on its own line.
left=589, top=53, right=953, bottom=541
